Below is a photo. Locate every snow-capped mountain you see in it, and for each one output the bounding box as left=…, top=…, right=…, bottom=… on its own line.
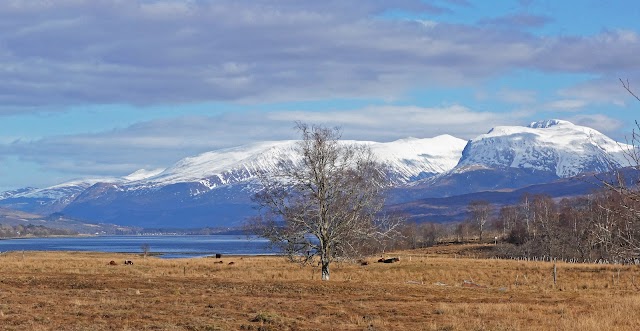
left=455, top=119, right=628, bottom=177
left=134, top=141, right=299, bottom=190
left=2, top=168, right=166, bottom=201
left=393, top=120, right=631, bottom=201
left=0, top=187, right=36, bottom=200
left=0, top=136, right=467, bottom=226
left=371, top=135, right=466, bottom=182
left=0, top=170, right=164, bottom=214
left=0, top=120, right=633, bottom=228
left=119, top=135, right=467, bottom=191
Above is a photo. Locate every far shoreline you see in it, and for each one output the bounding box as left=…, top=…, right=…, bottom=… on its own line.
left=0, top=233, right=95, bottom=240
left=0, top=234, right=277, bottom=258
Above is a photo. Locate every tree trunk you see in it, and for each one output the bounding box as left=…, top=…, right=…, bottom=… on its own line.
left=321, top=260, right=330, bottom=281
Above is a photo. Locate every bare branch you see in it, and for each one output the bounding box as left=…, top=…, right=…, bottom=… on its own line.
left=621, top=78, right=640, bottom=102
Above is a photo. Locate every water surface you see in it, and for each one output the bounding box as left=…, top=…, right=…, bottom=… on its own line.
left=0, top=235, right=275, bottom=258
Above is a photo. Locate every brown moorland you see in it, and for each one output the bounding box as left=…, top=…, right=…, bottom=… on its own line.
left=1, top=246, right=640, bottom=330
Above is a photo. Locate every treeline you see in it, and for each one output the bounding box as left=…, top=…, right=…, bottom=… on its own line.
left=0, top=224, right=78, bottom=238
left=494, top=190, right=640, bottom=263
left=389, top=189, right=640, bottom=264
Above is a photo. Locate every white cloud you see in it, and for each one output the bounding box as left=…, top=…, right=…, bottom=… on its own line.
left=479, top=13, right=552, bottom=28
left=558, top=77, right=638, bottom=107
left=0, top=105, right=526, bottom=177
left=494, top=88, right=538, bottom=104
left=534, top=30, right=640, bottom=73
left=1, top=1, right=639, bottom=189
left=268, top=104, right=524, bottom=139
left=546, top=99, right=588, bottom=111
left=566, top=114, right=624, bottom=136
left=0, top=1, right=637, bottom=113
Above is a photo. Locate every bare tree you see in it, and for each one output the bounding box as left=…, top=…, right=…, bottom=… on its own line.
left=468, top=200, right=491, bottom=242
left=592, top=79, right=640, bottom=259
left=455, top=221, right=472, bottom=243
left=497, top=205, right=519, bottom=238
left=250, top=123, right=400, bottom=281
left=141, top=243, right=150, bottom=258
left=396, top=222, right=444, bottom=249
left=530, top=194, right=558, bottom=257
left=399, top=222, right=422, bottom=249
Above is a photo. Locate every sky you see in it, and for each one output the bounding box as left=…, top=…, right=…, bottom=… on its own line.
left=1, top=0, right=640, bottom=191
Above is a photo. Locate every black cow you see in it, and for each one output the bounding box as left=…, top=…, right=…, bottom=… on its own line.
left=378, top=257, right=400, bottom=263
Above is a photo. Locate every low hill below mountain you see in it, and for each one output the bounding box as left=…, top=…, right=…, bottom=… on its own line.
left=0, top=207, right=139, bottom=235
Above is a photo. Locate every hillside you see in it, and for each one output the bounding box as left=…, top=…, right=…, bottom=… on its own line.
left=0, top=207, right=139, bottom=235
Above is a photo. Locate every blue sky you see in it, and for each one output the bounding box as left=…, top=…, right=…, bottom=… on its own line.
left=1, top=0, right=640, bottom=190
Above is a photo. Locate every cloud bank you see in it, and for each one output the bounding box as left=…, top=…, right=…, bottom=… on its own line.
left=0, top=1, right=638, bottom=113
left=0, top=1, right=638, bottom=189
left=1, top=104, right=522, bottom=177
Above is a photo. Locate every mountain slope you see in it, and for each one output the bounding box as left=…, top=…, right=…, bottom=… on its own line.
left=389, top=167, right=639, bottom=223
left=0, top=120, right=632, bottom=228
left=1, top=136, right=468, bottom=227
left=0, top=170, right=164, bottom=215
left=0, top=207, right=138, bottom=234
left=392, top=120, right=631, bottom=201
left=456, top=119, right=628, bottom=177
left=124, top=135, right=468, bottom=190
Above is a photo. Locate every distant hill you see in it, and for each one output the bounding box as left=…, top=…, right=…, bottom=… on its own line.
left=389, top=167, right=638, bottom=223
left=0, top=207, right=140, bottom=235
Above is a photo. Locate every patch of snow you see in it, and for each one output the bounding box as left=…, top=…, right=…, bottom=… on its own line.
left=124, top=168, right=166, bottom=181
left=127, top=136, right=467, bottom=189
left=457, top=119, right=629, bottom=177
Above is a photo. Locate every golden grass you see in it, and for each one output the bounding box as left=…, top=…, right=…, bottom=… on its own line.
left=1, top=247, right=640, bottom=330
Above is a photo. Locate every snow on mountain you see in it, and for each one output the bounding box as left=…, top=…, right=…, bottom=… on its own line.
left=5, top=168, right=165, bottom=201
left=0, top=187, right=36, bottom=199
left=123, top=168, right=166, bottom=181
left=137, top=141, right=300, bottom=189
left=454, top=119, right=629, bottom=177
left=16, top=178, right=121, bottom=200
left=53, top=136, right=467, bottom=227
left=371, top=135, right=468, bottom=182
left=0, top=177, right=124, bottom=214
left=0, top=135, right=467, bottom=216
left=2, top=120, right=633, bottom=227
left=5, top=119, right=623, bottom=206
left=118, top=135, right=468, bottom=191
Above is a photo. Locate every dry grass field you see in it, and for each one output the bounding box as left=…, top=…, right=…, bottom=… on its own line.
left=1, top=245, right=640, bottom=330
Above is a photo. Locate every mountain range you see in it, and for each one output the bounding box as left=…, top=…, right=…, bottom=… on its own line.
left=0, top=120, right=632, bottom=229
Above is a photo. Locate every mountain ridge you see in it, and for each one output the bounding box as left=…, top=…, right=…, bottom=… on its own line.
left=0, top=120, right=633, bottom=228
left=455, top=119, right=627, bottom=178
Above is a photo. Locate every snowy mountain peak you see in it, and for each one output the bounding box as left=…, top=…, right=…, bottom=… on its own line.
left=527, top=119, right=572, bottom=129
left=456, top=120, right=628, bottom=178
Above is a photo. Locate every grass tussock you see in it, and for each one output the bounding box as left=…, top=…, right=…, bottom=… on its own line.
left=0, top=247, right=640, bottom=330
